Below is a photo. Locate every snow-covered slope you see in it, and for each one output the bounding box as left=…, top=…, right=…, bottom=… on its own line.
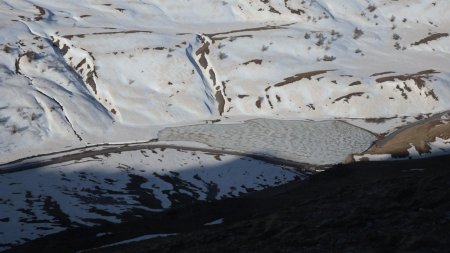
left=0, top=147, right=301, bottom=249
left=1, top=0, right=450, bottom=162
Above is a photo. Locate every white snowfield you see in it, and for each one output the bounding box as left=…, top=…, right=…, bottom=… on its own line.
left=1, top=0, right=450, bottom=162
left=79, top=233, right=179, bottom=252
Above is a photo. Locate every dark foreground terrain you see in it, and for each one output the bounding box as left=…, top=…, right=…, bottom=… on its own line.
left=8, top=155, right=450, bottom=253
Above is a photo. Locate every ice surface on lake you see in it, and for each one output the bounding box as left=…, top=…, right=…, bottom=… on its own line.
left=159, top=118, right=377, bottom=165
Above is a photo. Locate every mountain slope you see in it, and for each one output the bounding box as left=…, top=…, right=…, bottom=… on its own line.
left=8, top=154, right=450, bottom=253
left=1, top=0, right=450, bottom=162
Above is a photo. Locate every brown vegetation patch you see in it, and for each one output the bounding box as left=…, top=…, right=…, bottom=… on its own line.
left=367, top=4, right=377, bottom=12
left=425, top=89, right=438, bottom=101
left=411, top=33, right=449, bottom=46
left=267, top=5, right=281, bottom=14
left=266, top=95, right=273, bottom=109
left=370, top=71, right=395, bottom=77
left=215, top=91, right=225, bottom=115
left=204, top=24, right=290, bottom=42
left=353, top=28, right=364, bottom=39
left=209, top=69, right=216, bottom=86
left=86, top=72, right=97, bottom=94
left=255, top=97, right=263, bottom=109
left=375, top=69, right=438, bottom=90
left=364, top=117, right=396, bottom=124
left=62, top=31, right=153, bottom=39
left=242, top=59, right=262, bottom=65
left=34, top=5, right=45, bottom=21
left=42, top=196, right=72, bottom=227
left=23, top=51, right=36, bottom=63
left=195, top=42, right=210, bottom=56
left=89, top=30, right=151, bottom=35
left=284, top=0, right=305, bottom=15
left=349, top=81, right=361, bottom=86
left=396, top=85, right=408, bottom=99
left=322, top=55, right=336, bottom=61
left=15, top=51, right=37, bottom=74
left=275, top=95, right=281, bottom=102
left=75, top=58, right=86, bottom=70
left=195, top=41, right=210, bottom=69
left=365, top=116, right=450, bottom=157
left=60, top=44, right=69, bottom=55
left=274, top=70, right=332, bottom=87
left=332, top=92, right=364, bottom=103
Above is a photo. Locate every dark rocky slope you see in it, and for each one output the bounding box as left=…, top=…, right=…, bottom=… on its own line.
left=9, top=155, right=450, bottom=253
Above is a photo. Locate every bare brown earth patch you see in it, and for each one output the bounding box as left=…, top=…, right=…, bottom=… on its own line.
left=242, top=59, right=262, bottom=65
left=75, top=58, right=87, bottom=70
left=274, top=70, right=333, bottom=87
left=34, top=5, right=45, bottom=21
left=411, top=33, right=449, bottom=46
left=370, top=71, right=395, bottom=77
left=205, top=24, right=289, bottom=37
left=208, top=69, right=216, bottom=86
left=85, top=72, right=97, bottom=94
left=332, top=92, right=364, bottom=103
left=284, top=0, right=305, bottom=15
left=375, top=69, right=438, bottom=91
left=62, top=30, right=153, bottom=39
left=364, top=115, right=450, bottom=157
left=214, top=91, right=225, bottom=115
left=195, top=41, right=210, bottom=69
left=348, top=81, right=361, bottom=86
left=267, top=5, right=281, bottom=14
left=255, top=97, right=263, bottom=108
left=364, top=117, right=396, bottom=124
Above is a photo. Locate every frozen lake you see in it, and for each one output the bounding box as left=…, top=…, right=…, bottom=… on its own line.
left=159, top=119, right=377, bottom=165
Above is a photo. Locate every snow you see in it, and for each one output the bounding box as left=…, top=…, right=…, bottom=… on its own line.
left=1, top=0, right=450, bottom=250
left=342, top=116, right=424, bottom=135
left=0, top=148, right=302, bottom=249
left=353, top=153, right=395, bottom=162
left=95, top=232, right=112, bottom=237
left=354, top=138, right=450, bottom=162
left=204, top=218, right=224, bottom=226
left=1, top=0, right=450, bottom=162
left=79, top=233, right=178, bottom=252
